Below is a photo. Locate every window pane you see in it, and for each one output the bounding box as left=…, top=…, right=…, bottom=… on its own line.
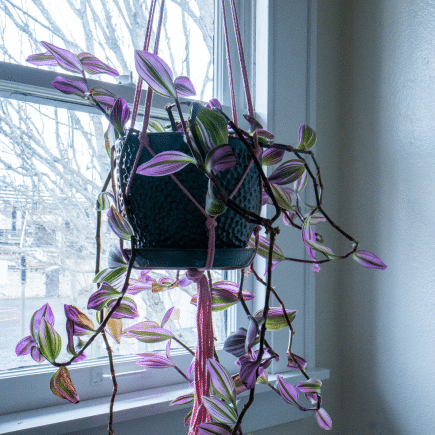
left=0, top=0, right=214, bottom=100
left=0, top=98, right=226, bottom=371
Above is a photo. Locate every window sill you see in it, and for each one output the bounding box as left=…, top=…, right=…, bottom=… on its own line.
left=0, top=368, right=329, bottom=435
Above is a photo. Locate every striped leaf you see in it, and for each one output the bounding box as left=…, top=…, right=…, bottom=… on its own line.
left=26, top=51, right=57, bottom=67
left=276, top=375, right=298, bottom=406
left=298, top=124, right=317, bottom=150
left=248, top=234, right=286, bottom=262
left=89, top=87, right=117, bottom=112
left=38, top=318, right=62, bottom=363
left=352, top=250, right=387, bottom=270
left=268, top=159, right=306, bottom=185
left=316, top=408, right=332, bottom=430
left=170, top=393, right=194, bottom=406
left=271, top=184, right=293, bottom=210
left=108, top=296, right=139, bottom=319
left=78, top=52, right=119, bottom=77
left=208, top=359, right=236, bottom=406
left=135, top=50, right=176, bottom=98
left=40, top=41, right=83, bottom=75
left=137, top=151, right=195, bottom=177
left=93, top=266, right=127, bottom=290
left=194, top=108, right=228, bottom=152
left=202, top=396, right=238, bottom=425
left=205, top=180, right=227, bottom=216
left=50, top=76, right=88, bottom=97
left=107, top=206, right=134, bottom=240
left=262, top=148, right=285, bottom=166
left=87, top=282, right=120, bottom=311
left=254, top=307, right=297, bottom=331
left=205, top=144, right=237, bottom=174
left=50, top=367, right=79, bottom=404
left=97, top=191, right=115, bottom=211
left=123, top=324, right=173, bottom=343
left=136, top=352, right=175, bottom=369
left=296, top=377, right=322, bottom=394
left=198, top=423, right=233, bottom=435
left=174, top=76, right=196, bottom=97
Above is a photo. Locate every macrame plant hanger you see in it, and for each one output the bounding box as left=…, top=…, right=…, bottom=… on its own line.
left=125, top=1, right=257, bottom=433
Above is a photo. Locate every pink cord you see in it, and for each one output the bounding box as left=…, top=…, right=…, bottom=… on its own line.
left=186, top=269, right=214, bottom=435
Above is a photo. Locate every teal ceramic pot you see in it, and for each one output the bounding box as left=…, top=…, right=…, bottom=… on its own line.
left=115, top=130, right=261, bottom=269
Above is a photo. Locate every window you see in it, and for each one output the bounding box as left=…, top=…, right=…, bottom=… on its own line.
left=0, top=1, right=325, bottom=434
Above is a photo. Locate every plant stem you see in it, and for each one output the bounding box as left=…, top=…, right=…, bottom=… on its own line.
left=172, top=336, right=195, bottom=356
left=231, top=388, right=255, bottom=435
left=102, top=329, right=117, bottom=435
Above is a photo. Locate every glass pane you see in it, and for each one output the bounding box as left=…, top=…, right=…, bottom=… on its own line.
left=0, top=0, right=214, bottom=100
left=0, top=98, right=226, bottom=371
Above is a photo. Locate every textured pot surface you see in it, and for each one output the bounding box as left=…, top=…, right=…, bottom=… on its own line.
left=116, top=130, right=261, bottom=250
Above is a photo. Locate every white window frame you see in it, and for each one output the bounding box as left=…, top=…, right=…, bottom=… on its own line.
left=0, top=1, right=328, bottom=434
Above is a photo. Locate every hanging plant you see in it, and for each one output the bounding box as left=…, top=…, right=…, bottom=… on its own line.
left=15, top=1, right=387, bottom=434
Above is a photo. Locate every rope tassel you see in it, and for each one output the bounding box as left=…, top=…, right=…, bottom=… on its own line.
left=186, top=269, right=214, bottom=434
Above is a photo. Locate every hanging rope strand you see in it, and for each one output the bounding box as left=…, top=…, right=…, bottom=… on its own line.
left=221, top=0, right=237, bottom=125
left=130, top=0, right=157, bottom=129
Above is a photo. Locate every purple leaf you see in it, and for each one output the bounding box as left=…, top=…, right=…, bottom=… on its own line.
left=256, top=129, right=274, bottom=140
left=187, top=358, right=195, bottom=382
left=191, top=282, right=253, bottom=312
left=40, top=41, right=84, bottom=75
left=170, top=393, right=194, bottom=406
left=262, top=147, right=285, bottom=166
left=110, top=98, right=130, bottom=134
left=305, top=392, right=319, bottom=404
left=206, top=98, right=222, bottom=111
left=127, top=272, right=154, bottom=295
left=352, top=250, right=387, bottom=270
left=89, top=87, right=117, bottom=112
left=31, top=346, right=46, bottom=363
left=298, top=124, right=317, bottom=150
left=245, top=316, right=260, bottom=354
left=316, top=408, right=332, bottom=430
left=107, top=206, right=134, bottom=240
left=296, top=378, right=322, bottom=394
left=224, top=328, right=259, bottom=358
left=301, top=215, right=321, bottom=272
left=87, top=282, right=120, bottom=311
left=243, top=113, right=263, bottom=133
left=161, top=306, right=174, bottom=327
left=137, top=151, right=196, bottom=177
left=253, top=307, right=297, bottom=331
left=235, top=354, right=261, bottom=390
left=293, top=169, right=308, bottom=192
left=135, top=50, right=175, bottom=98
left=122, top=323, right=173, bottom=343
left=107, top=297, right=139, bottom=319
left=205, top=144, right=237, bottom=173
left=276, top=375, right=299, bottom=406
left=31, top=303, right=55, bottom=342
left=136, top=352, right=175, bottom=369
left=201, top=396, right=238, bottom=425
left=26, top=51, right=57, bottom=67
left=207, top=359, right=236, bottom=406
left=198, top=423, right=233, bottom=435
left=248, top=234, right=286, bottom=263
left=287, top=353, right=307, bottom=370
left=64, top=305, right=94, bottom=335
left=78, top=52, right=119, bottom=77
left=15, top=335, right=37, bottom=356
left=174, top=76, right=196, bottom=97
left=268, top=159, right=306, bottom=185
left=50, top=76, right=89, bottom=97
left=38, top=318, right=62, bottom=363
left=50, top=367, right=79, bottom=404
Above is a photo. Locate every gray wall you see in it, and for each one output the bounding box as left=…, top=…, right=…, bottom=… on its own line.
left=254, top=0, right=435, bottom=434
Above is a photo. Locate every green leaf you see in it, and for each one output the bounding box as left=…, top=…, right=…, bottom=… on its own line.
left=248, top=235, right=286, bottom=261
left=298, top=124, right=317, bottom=150
left=205, top=180, right=227, bottom=216
left=93, top=266, right=127, bottom=290
left=97, top=191, right=115, bottom=211
left=194, top=107, right=229, bottom=152
left=107, top=206, right=134, bottom=240
left=202, top=396, right=238, bottom=425
left=254, top=307, right=297, bottom=331
left=38, top=318, right=62, bottom=363
left=50, top=367, right=79, bottom=403
left=208, top=359, right=237, bottom=407
left=305, top=239, right=340, bottom=260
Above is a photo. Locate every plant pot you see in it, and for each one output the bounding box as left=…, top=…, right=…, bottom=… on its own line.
left=115, top=129, right=261, bottom=269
